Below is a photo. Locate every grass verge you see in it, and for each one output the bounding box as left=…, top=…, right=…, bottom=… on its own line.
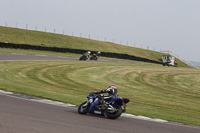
left=0, top=60, right=199, bottom=125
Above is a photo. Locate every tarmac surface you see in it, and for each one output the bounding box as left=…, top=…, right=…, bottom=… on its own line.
left=0, top=94, right=199, bottom=133
left=0, top=53, right=145, bottom=65
left=0, top=53, right=199, bottom=133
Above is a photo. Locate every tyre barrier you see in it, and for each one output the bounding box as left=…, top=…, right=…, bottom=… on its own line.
left=0, top=42, right=162, bottom=64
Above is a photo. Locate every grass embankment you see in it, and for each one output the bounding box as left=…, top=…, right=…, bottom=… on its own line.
left=0, top=26, right=188, bottom=67
left=0, top=60, right=199, bottom=125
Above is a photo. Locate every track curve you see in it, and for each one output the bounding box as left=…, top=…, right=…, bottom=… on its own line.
left=0, top=53, right=147, bottom=65
left=0, top=53, right=199, bottom=133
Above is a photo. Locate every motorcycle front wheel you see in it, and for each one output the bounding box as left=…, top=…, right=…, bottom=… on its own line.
left=78, top=101, right=90, bottom=114
left=106, top=104, right=122, bottom=119
left=79, top=56, right=83, bottom=60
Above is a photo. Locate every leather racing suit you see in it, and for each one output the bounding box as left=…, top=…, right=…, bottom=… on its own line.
left=89, top=86, right=118, bottom=111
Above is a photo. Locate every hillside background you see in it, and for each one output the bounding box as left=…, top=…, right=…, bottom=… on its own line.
left=0, top=26, right=189, bottom=67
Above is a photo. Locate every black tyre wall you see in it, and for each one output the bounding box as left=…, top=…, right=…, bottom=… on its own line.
left=0, top=42, right=162, bottom=64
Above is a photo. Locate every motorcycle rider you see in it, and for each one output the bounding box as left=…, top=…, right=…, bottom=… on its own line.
left=80, top=51, right=91, bottom=61
left=90, top=51, right=100, bottom=60
left=97, top=51, right=101, bottom=56
left=85, top=51, right=91, bottom=58
left=90, top=84, right=118, bottom=111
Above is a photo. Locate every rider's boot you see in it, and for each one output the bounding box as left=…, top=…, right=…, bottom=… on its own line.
left=99, top=100, right=108, bottom=110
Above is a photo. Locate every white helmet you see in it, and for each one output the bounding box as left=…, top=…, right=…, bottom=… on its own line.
left=88, top=51, right=91, bottom=54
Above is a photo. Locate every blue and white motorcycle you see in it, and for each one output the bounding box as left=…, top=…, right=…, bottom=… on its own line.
left=78, top=93, right=129, bottom=119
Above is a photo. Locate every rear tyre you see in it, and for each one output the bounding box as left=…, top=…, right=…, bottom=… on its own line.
left=78, top=102, right=90, bottom=114
left=106, top=104, right=122, bottom=119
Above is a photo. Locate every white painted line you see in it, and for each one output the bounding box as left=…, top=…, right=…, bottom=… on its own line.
left=151, top=118, right=169, bottom=123
left=35, top=55, right=47, bottom=56
left=11, top=53, right=27, bottom=55
left=0, top=90, right=13, bottom=94
left=122, top=114, right=168, bottom=123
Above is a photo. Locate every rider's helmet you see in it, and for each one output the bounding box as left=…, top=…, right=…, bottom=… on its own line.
left=97, top=51, right=101, bottom=54
left=109, top=84, right=117, bottom=89
left=87, top=51, right=91, bottom=55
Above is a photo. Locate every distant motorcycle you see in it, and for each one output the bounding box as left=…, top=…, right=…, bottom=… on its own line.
left=79, top=53, right=89, bottom=61
left=78, top=93, right=129, bottom=119
left=90, top=53, right=98, bottom=60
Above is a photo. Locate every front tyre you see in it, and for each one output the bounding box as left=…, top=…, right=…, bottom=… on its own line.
left=78, top=102, right=90, bottom=114
left=79, top=56, right=83, bottom=60
left=106, top=104, right=122, bottom=119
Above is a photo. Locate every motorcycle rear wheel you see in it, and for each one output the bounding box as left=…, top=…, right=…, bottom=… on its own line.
left=78, top=101, right=90, bottom=114
left=106, top=104, right=122, bottom=119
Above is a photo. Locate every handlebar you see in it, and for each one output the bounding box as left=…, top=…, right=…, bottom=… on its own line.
left=89, top=92, right=102, bottom=97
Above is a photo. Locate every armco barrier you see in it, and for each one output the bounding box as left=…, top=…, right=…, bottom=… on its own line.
left=0, top=42, right=162, bottom=64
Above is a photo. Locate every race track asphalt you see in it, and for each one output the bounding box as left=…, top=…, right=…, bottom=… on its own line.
left=0, top=94, right=199, bottom=133
left=0, top=53, right=199, bottom=133
left=0, top=53, right=145, bottom=65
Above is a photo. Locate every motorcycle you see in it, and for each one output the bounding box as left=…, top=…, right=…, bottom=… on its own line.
left=90, top=54, right=98, bottom=60
left=78, top=93, right=129, bottom=119
left=79, top=53, right=89, bottom=61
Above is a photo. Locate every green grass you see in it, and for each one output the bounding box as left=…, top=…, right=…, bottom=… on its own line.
left=0, top=26, right=188, bottom=67
left=0, top=60, right=199, bottom=125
